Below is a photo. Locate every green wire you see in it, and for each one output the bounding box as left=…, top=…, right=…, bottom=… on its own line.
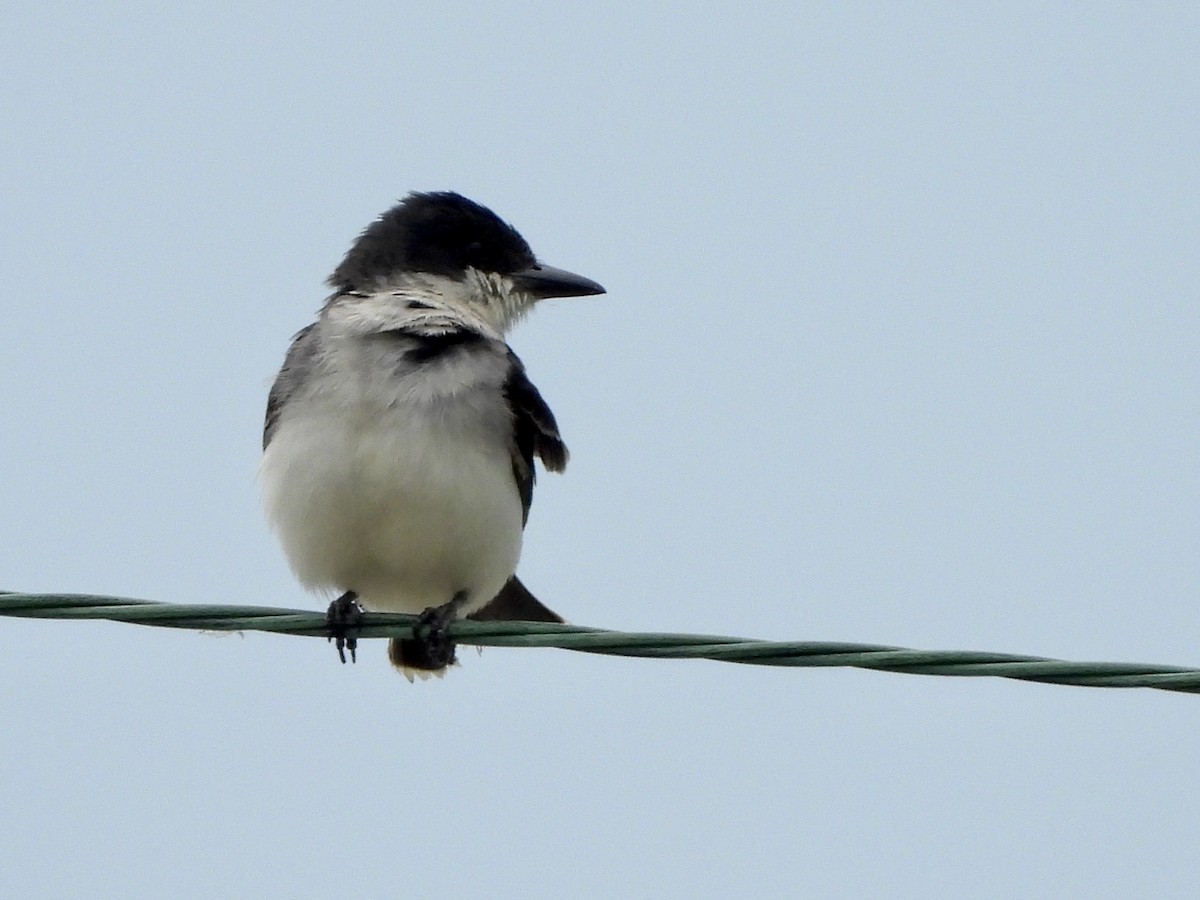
left=2, top=591, right=1197, bottom=694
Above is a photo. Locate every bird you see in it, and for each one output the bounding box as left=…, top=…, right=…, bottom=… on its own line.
left=259, top=191, right=603, bottom=678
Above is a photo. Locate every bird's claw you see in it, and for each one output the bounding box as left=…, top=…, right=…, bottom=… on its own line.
left=405, top=603, right=459, bottom=670
left=326, top=592, right=364, bottom=664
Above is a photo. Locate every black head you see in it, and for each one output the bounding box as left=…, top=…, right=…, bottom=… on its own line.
left=328, top=192, right=536, bottom=292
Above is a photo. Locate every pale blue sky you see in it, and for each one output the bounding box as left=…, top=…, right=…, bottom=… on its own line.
left=3, top=3, right=1199, bottom=898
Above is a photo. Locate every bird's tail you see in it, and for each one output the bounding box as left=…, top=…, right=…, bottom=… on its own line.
left=387, top=576, right=563, bottom=679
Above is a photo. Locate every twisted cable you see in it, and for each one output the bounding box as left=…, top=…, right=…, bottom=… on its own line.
left=2, top=592, right=1197, bottom=694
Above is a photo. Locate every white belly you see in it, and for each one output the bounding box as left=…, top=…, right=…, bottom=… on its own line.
left=260, top=404, right=523, bottom=616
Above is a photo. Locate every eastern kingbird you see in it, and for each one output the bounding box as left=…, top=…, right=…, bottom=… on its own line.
left=260, top=191, right=603, bottom=678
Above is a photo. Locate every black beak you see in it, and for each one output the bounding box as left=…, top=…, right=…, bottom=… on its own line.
left=512, top=263, right=605, bottom=300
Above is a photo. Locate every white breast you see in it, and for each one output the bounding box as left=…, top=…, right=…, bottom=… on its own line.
left=260, top=351, right=523, bottom=616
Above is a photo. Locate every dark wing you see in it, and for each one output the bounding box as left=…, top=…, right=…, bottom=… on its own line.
left=503, top=349, right=568, bottom=525
left=468, top=575, right=564, bottom=623
left=263, top=323, right=318, bottom=450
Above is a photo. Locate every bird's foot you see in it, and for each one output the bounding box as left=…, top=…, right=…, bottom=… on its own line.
left=390, top=592, right=466, bottom=672
left=326, top=591, right=364, bottom=664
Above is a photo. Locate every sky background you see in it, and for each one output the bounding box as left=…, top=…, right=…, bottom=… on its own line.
left=2, top=3, right=1198, bottom=898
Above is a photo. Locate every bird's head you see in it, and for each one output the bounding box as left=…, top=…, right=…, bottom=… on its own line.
left=328, top=191, right=604, bottom=333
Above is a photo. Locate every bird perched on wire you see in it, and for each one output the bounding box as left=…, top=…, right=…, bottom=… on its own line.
left=260, top=191, right=603, bottom=679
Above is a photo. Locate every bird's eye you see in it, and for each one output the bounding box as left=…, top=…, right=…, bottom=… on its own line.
left=466, top=240, right=484, bottom=254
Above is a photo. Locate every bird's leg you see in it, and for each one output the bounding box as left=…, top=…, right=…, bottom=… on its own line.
left=326, top=591, right=364, bottom=664
left=400, top=591, right=468, bottom=671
